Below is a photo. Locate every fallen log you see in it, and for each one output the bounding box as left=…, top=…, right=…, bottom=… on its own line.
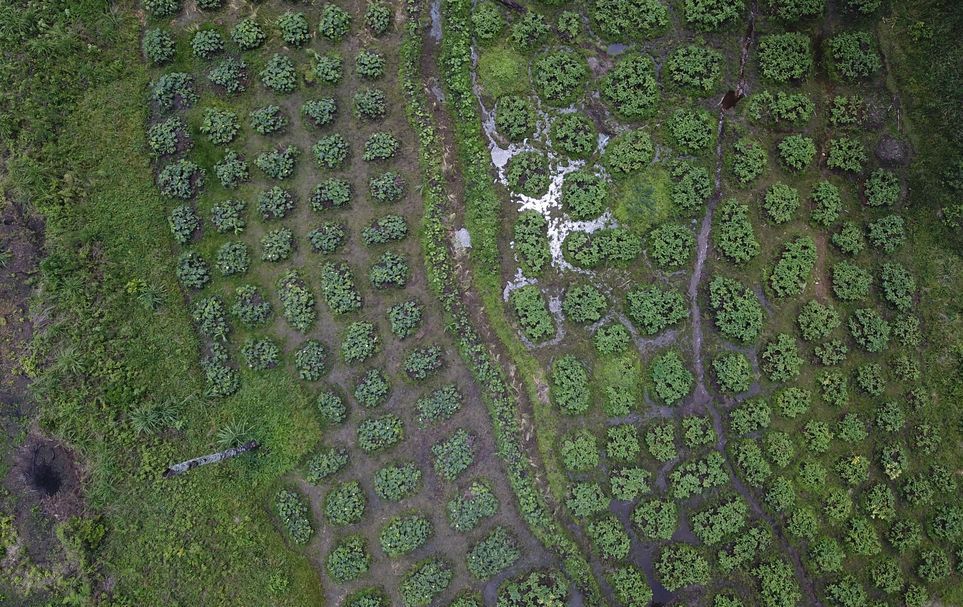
left=495, top=0, right=525, bottom=12
left=162, top=440, right=259, bottom=478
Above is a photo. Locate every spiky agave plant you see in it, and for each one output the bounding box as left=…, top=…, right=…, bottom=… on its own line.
left=216, top=419, right=253, bottom=449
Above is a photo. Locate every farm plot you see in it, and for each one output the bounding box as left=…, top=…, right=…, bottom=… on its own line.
left=444, top=0, right=963, bottom=604
left=142, top=0, right=556, bottom=603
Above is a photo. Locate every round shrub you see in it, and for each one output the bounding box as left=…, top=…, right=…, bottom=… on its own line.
left=778, top=134, right=816, bottom=172
left=191, top=29, right=223, bottom=59
left=380, top=514, right=432, bottom=557
left=319, top=4, right=352, bottom=42
left=374, top=462, right=421, bottom=501
left=563, top=285, right=607, bottom=324
left=864, top=169, right=900, bottom=207
left=763, top=183, right=800, bottom=224
left=159, top=160, right=204, bottom=199
left=810, top=180, right=842, bottom=226
left=758, top=32, right=813, bottom=82
left=827, top=137, right=866, bottom=172
left=302, top=97, right=337, bottom=128
left=665, top=44, right=722, bottom=93
left=257, top=186, right=295, bottom=220
left=592, top=0, right=668, bottom=40
left=683, top=0, right=744, bottom=30
left=594, top=323, right=631, bottom=355
left=369, top=171, right=406, bottom=204
left=362, top=132, right=399, bottom=161
left=232, top=18, right=266, bottom=50
left=358, top=414, right=404, bottom=452
left=313, top=134, right=350, bottom=168
left=275, top=489, right=312, bottom=545
left=713, top=351, right=752, bottom=392
left=472, top=2, right=504, bottom=41
left=305, top=445, right=348, bottom=482
left=551, top=355, right=590, bottom=415
left=649, top=223, right=694, bottom=268
left=552, top=113, right=597, bottom=158
left=668, top=108, right=714, bottom=153
left=353, top=87, right=388, bottom=121
left=277, top=12, right=310, bottom=46
left=560, top=429, right=599, bottom=471
left=142, top=28, right=175, bottom=65
left=314, top=52, right=344, bottom=85
left=562, top=170, right=607, bottom=220
left=312, top=177, right=352, bottom=211
left=404, top=346, right=444, bottom=381
left=401, top=559, right=452, bottom=607
left=241, top=338, right=279, bottom=370
left=730, top=137, right=767, bottom=184
left=354, top=369, right=390, bottom=408
left=506, top=152, right=549, bottom=197
left=494, top=96, right=535, bottom=142
left=148, top=117, right=189, bottom=156
left=295, top=340, right=327, bottom=380
left=602, top=54, right=660, bottom=119
left=326, top=535, right=370, bottom=582
left=250, top=105, right=288, bottom=135
left=215, top=241, right=249, bottom=276
left=356, top=48, right=386, bottom=80
left=231, top=285, right=271, bottom=327
left=144, top=0, right=180, bottom=17
left=200, top=108, right=239, bottom=145
left=829, top=31, right=881, bottom=80
left=308, top=222, right=346, bottom=254
left=625, top=285, right=687, bottom=335
left=365, top=1, right=392, bottom=35
left=153, top=72, right=197, bottom=111
left=603, top=129, right=654, bottom=177
left=207, top=58, right=247, bottom=94
left=325, top=481, right=367, bottom=526
left=168, top=205, right=199, bottom=244
left=260, top=54, right=298, bottom=94
left=432, top=429, right=475, bottom=480
left=651, top=351, right=693, bottom=405
left=532, top=50, right=587, bottom=106
left=256, top=146, right=299, bottom=180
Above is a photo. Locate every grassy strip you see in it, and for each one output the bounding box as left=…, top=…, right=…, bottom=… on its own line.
left=2, top=2, right=322, bottom=604
left=400, top=0, right=602, bottom=601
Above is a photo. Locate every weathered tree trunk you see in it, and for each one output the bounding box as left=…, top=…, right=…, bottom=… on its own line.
left=162, top=440, right=259, bottom=478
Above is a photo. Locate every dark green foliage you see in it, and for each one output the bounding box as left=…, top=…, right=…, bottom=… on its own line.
left=758, top=33, right=813, bottom=82
left=645, top=422, right=677, bottom=462
left=709, top=275, right=763, bottom=342
left=256, top=146, right=299, bottom=180
left=683, top=0, right=744, bottom=30
left=354, top=369, right=390, bottom=408
left=241, top=337, right=279, bottom=370
left=714, top=199, right=759, bottom=262
left=369, top=251, right=409, bottom=288
left=207, top=58, right=247, bottom=94
left=562, top=284, right=606, bottom=324
left=730, top=138, right=767, bottom=185
left=670, top=452, right=728, bottom=499
left=354, top=87, right=387, bottom=120
left=324, top=481, right=367, bottom=526
left=277, top=270, right=315, bottom=332
left=775, top=387, right=810, bottom=419
left=148, top=116, right=189, bottom=156
left=587, top=515, right=630, bottom=560
left=762, top=334, right=802, bottom=382
left=405, top=346, right=443, bottom=381
left=447, top=481, right=499, bottom=531
left=633, top=498, right=678, bottom=540
left=827, top=137, right=866, bottom=173
left=358, top=414, right=404, bottom=453
left=400, top=559, right=452, bottom=607
left=747, top=90, right=814, bottom=127
left=250, top=105, right=287, bottom=135
left=302, top=97, right=337, bottom=128
left=158, top=159, right=204, bottom=199
left=320, top=262, right=362, bottom=314
left=260, top=228, right=294, bottom=262
left=832, top=222, right=864, bottom=256
left=341, top=322, right=378, bottom=364
left=231, top=17, right=265, bottom=50
left=562, top=171, right=608, bottom=220
left=610, top=467, right=650, bottom=501
left=551, top=113, right=597, bottom=158
left=732, top=439, right=771, bottom=486
left=257, top=186, right=294, bottom=220
left=507, top=152, right=549, bottom=197
left=625, top=285, right=687, bottom=335
left=510, top=285, right=554, bottom=341
left=606, top=424, right=640, bottom=462
left=510, top=12, right=549, bottom=50
left=563, top=228, right=642, bottom=268
left=513, top=211, right=549, bottom=276
left=829, top=31, right=882, bottom=80
left=668, top=108, right=714, bottom=153
left=313, top=177, right=352, bottom=210
left=810, top=180, right=842, bottom=227
left=216, top=241, right=249, bottom=275
left=466, top=526, right=519, bottom=579
left=363, top=132, right=399, bottom=161
left=766, top=0, right=823, bottom=21
left=380, top=514, right=432, bottom=557
left=176, top=251, right=210, bottom=289
left=845, top=516, right=881, bottom=556
left=190, top=29, right=223, bottom=59
left=565, top=482, right=608, bottom=518
left=369, top=171, right=406, bottom=204
left=865, top=169, right=900, bottom=207
left=778, top=135, right=815, bottom=173
left=471, top=2, right=504, bottom=41
left=275, top=489, right=312, bottom=545
left=144, top=0, right=180, bottom=18
left=432, top=429, right=474, bottom=480
left=305, top=446, right=348, bottom=483
left=754, top=560, right=801, bottom=607
left=314, top=52, right=344, bottom=85
left=213, top=151, right=248, bottom=189
left=656, top=544, right=710, bottom=590
left=666, top=44, right=722, bottom=93
left=601, top=54, right=660, bottom=119
left=168, top=205, right=199, bottom=244
left=277, top=12, right=310, bottom=46
left=365, top=1, right=392, bottom=35
left=868, top=214, right=906, bottom=253
left=200, top=108, right=238, bottom=145
left=594, top=323, right=631, bottom=355
left=551, top=355, right=590, bottom=415
left=849, top=307, right=890, bottom=352
left=713, top=351, right=752, bottom=392
left=831, top=261, right=871, bottom=302
left=313, top=134, right=350, bottom=169
left=327, top=535, right=370, bottom=582
left=682, top=416, right=715, bottom=448
left=294, top=340, right=326, bottom=381
left=763, top=183, right=800, bottom=223
left=319, top=4, right=352, bottom=41
left=231, top=284, right=271, bottom=328
left=608, top=566, right=652, bottom=607
left=191, top=296, right=227, bottom=339
left=670, top=160, right=713, bottom=214
left=769, top=236, right=816, bottom=297
left=560, top=429, right=599, bottom=471
left=495, top=570, right=568, bottom=607
left=532, top=50, right=587, bottom=106
left=603, top=129, right=654, bottom=177
left=593, top=0, right=668, bottom=40
left=356, top=49, right=386, bottom=80
left=308, top=222, right=346, bottom=254
left=648, top=223, right=694, bottom=268
left=344, top=588, right=388, bottom=607
left=809, top=536, right=844, bottom=574
left=362, top=214, right=408, bottom=246
left=142, top=28, right=175, bottom=65
left=729, top=398, right=770, bottom=435
left=388, top=299, right=423, bottom=339
left=691, top=498, right=748, bottom=545
left=495, top=96, right=535, bottom=142
left=374, top=462, right=421, bottom=502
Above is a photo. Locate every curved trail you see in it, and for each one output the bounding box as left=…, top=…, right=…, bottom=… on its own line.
left=686, top=5, right=824, bottom=605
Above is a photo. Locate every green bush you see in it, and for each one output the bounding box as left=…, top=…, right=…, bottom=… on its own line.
left=868, top=214, right=905, bottom=253
left=354, top=369, right=389, bottom=408
left=355, top=48, right=385, bottom=80
left=728, top=398, right=771, bottom=435
left=845, top=516, right=881, bottom=556
left=363, top=132, right=399, bottom=161
left=144, top=0, right=180, bottom=17
left=362, top=214, right=408, bottom=246
left=365, top=1, right=392, bottom=35
left=832, top=222, right=864, bottom=255
left=683, top=0, right=744, bottom=30
left=560, top=429, right=599, bottom=471
left=831, top=260, right=871, bottom=301
left=692, top=498, right=747, bottom=545
left=594, top=323, right=631, bottom=355
left=763, top=431, right=795, bottom=466
left=276, top=12, right=309, bottom=46
left=176, top=251, right=210, bottom=289
left=320, top=262, right=362, bottom=314
left=668, top=108, right=714, bottom=153
left=354, top=87, right=387, bottom=120
left=168, top=204, right=199, bottom=244
left=212, top=151, right=248, bottom=189
left=216, top=241, right=249, bottom=276
left=275, top=489, right=312, bottom=545
left=305, top=446, right=348, bottom=483
left=708, top=275, right=762, bottom=341
left=608, top=567, right=652, bottom=607
left=302, top=97, right=337, bottom=128
left=769, top=236, right=816, bottom=297
left=507, top=152, right=549, bottom=197
left=645, top=422, right=677, bottom=462
left=682, top=416, right=715, bottom=448
left=313, top=134, right=350, bottom=168
left=829, top=31, right=882, bottom=80
left=471, top=2, right=504, bottom=41
left=295, top=340, right=327, bottom=381
left=277, top=270, right=315, bottom=332
left=147, top=116, right=187, bottom=157
left=401, top=559, right=452, bottom=607
left=447, top=481, right=498, bottom=531
left=730, top=137, right=767, bottom=185
left=387, top=299, right=423, bottom=339
left=532, top=50, right=587, bottom=106
left=767, top=0, right=824, bottom=21
left=256, top=146, right=299, bottom=180
left=374, top=462, right=421, bottom=501
left=778, top=135, right=815, bottom=173
left=713, top=351, right=752, bottom=393
left=191, top=29, right=223, bottom=59
left=231, top=284, right=271, bottom=327
left=810, top=180, right=842, bottom=226
left=250, top=105, right=287, bottom=135
left=557, top=11, right=580, bottom=40
left=380, top=514, right=432, bottom=557
left=319, top=3, right=352, bottom=41
left=562, top=170, right=607, bottom=220
left=797, top=299, right=839, bottom=341
left=592, top=0, right=668, bottom=40
left=827, top=137, right=866, bottom=173
left=432, top=429, right=475, bottom=480
left=563, top=228, right=642, bottom=268
left=207, top=58, right=247, bottom=94
left=466, top=526, right=519, bottom=579
left=240, top=338, right=279, bottom=370
left=314, top=52, right=344, bottom=85
left=327, top=535, right=370, bottom=582
left=670, top=160, right=712, bottom=214
left=510, top=285, right=555, bottom=341
left=650, top=350, right=693, bottom=405
left=257, top=186, right=294, bottom=220
left=602, top=54, right=660, bottom=119
left=665, top=44, right=722, bottom=93
left=830, top=94, right=863, bottom=126
left=494, top=96, right=535, bottom=142
left=142, top=28, right=175, bottom=65
left=341, top=322, right=378, bottom=364
left=587, top=515, right=631, bottom=560
left=633, top=498, right=677, bottom=540
left=231, top=18, right=265, bottom=50
left=510, top=12, right=549, bottom=50
left=344, top=588, right=388, bottom=607
left=550, top=355, right=590, bottom=414
left=864, top=169, right=900, bottom=207
left=199, top=108, right=238, bottom=145
left=369, top=251, right=409, bottom=288
left=308, top=222, right=346, bottom=254
left=603, top=129, right=654, bottom=177
left=611, top=467, right=650, bottom=501
left=405, top=346, right=444, bottom=381
left=763, top=183, right=800, bottom=224
left=565, top=482, right=608, bottom=518
left=758, top=33, right=812, bottom=82
left=324, top=481, right=366, bottom=526
left=625, top=285, right=687, bottom=335
left=192, top=296, right=227, bottom=340
left=761, top=333, right=802, bottom=382
left=848, top=307, right=890, bottom=352
left=648, top=223, right=695, bottom=268
left=656, top=544, right=710, bottom=590
left=358, top=414, right=404, bottom=453
left=606, top=424, right=640, bottom=462
left=369, top=171, right=406, bottom=203
left=732, top=439, right=771, bottom=486
left=562, top=285, right=606, bottom=324
left=747, top=90, right=814, bottom=127
left=551, top=113, right=597, bottom=158
left=158, top=159, right=204, bottom=199
left=416, top=385, right=462, bottom=426
left=312, top=177, right=352, bottom=210
left=880, top=262, right=914, bottom=310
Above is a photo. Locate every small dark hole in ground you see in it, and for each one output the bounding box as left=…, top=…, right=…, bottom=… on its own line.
left=722, top=89, right=742, bottom=110
left=31, top=462, right=63, bottom=496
